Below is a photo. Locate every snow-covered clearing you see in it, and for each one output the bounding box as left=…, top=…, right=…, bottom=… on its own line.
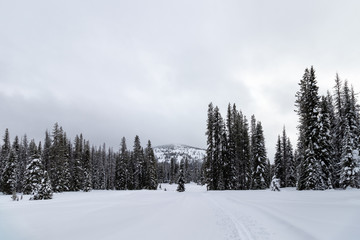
left=1, top=184, right=359, bottom=240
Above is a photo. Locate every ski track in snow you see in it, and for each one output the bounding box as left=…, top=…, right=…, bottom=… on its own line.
left=225, top=196, right=316, bottom=240
left=205, top=193, right=261, bottom=240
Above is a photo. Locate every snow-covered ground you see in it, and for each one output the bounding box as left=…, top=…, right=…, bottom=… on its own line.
left=1, top=184, right=359, bottom=240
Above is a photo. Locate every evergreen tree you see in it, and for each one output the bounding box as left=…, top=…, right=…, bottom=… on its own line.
left=2, top=148, right=18, bottom=195
left=204, top=103, right=214, bottom=190
left=132, top=136, right=143, bottom=189
left=177, top=159, right=185, bottom=192
left=72, top=135, right=83, bottom=191
left=251, top=122, right=268, bottom=189
left=115, top=137, right=128, bottom=190
left=225, top=104, right=237, bottom=189
left=295, top=67, right=322, bottom=190
left=299, top=141, right=322, bottom=190
left=82, top=141, right=92, bottom=192
left=285, top=138, right=297, bottom=187
left=0, top=128, right=11, bottom=193
left=317, top=96, right=334, bottom=189
left=274, top=136, right=283, bottom=186
left=339, top=124, right=359, bottom=189
left=33, top=170, right=53, bottom=200
left=145, top=140, right=158, bottom=190
left=23, top=152, right=45, bottom=194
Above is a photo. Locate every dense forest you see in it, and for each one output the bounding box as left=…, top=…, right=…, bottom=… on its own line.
left=204, top=66, right=360, bottom=190
left=0, top=123, right=158, bottom=198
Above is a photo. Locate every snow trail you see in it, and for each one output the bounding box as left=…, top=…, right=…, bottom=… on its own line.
left=1, top=185, right=360, bottom=240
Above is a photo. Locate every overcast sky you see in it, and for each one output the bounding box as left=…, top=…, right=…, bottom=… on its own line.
left=1, top=0, right=360, bottom=159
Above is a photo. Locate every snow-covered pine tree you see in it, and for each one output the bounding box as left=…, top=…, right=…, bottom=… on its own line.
left=213, top=106, right=225, bottom=190
left=115, top=137, right=128, bottom=190
left=2, top=148, right=18, bottom=195
left=317, top=96, right=334, bottom=189
left=339, top=124, right=359, bottom=189
left=273, top=136, right=283, bottom=186
left=82, top=141, right=92, bottom=192
left=33, top=170, right=53, bottom=200
left=0, top=128, right=11, bottom=193
left=204, top=102, right=214, bottom=190
left=23, top=152, right=44, bottom=195
left=132, top=136, right=143, bottom=189
left=285, top=138, right=297, bottom=187
left=145, top=140, right=158, bottom=190
left=251, top=121, right=268, bottom=189
left=17, top=135, right=29, bottom=192
left=225, top=104, right=237, bottom=189
left=299, top=141, right=322, bottom=190
left=177, top=159, right=185, bottom=192
left=72, top=134, right=84, bottom=191
left=295, top=67, right=323, bottom=190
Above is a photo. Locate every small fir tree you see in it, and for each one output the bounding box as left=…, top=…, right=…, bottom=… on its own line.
left=177, top=160, right=185, bottom=192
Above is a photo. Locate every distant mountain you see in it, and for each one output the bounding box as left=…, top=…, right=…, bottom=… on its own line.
left=153, top=144, right=206, bottom=163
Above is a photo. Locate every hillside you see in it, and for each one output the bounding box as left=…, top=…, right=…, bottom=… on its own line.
left=153, top=144, right=206, bottom=163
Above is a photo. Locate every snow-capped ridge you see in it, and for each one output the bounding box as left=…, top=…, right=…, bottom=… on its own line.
left=153, top=144, right=206, bottom=163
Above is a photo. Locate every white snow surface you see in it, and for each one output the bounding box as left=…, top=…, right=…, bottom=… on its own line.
left=1, top=184, right=360, bottom=240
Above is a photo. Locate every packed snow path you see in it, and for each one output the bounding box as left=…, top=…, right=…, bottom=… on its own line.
left=1, top=184, right=360, bottom=240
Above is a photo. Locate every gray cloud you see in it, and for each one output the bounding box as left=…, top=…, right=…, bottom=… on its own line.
left=1, top=0, right=360, bottom=159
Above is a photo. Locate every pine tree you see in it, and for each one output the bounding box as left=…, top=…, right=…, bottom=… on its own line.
left=299, top=141, right=322, bottom=190
left=132, top=136, right=143, bottom=189
left=0, top=129, right=11, bottom=193
left=72, top=135, right=83, bottom=191
left=17, top=135, right=29, bottom=192
left=295, top=67, right=323, bottom=190
left=317, top=96, right=334, bottom=189
left=251, top=121, right=268, bottom=189
left=274, top=136, right=283, bottom=186
left=145, top=140, right=158, bottom=190
left=177, top=159, right=185, bottom=192
left=225, top=104, right=237, bottom=189
left=205, top=103, right=214, bottom=190
left=114, top=138, right=126, bottom=190
left=285, top=138, right=297, bottom=187
left=2, top=148, right=18, bottom=195
left=33, top=170, right=53, bottom=200
left=23, top=152, right=45, bottom=194
left=82, top=141, right=92, bottom=192
left=339, top=124, right=359, bottom=189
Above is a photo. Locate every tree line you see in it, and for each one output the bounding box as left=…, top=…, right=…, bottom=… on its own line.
left=204, top=103, right=271, bottom=190
left=0, top=123, right=158, bottom=198
left=204, top=67, right=360, bottom=190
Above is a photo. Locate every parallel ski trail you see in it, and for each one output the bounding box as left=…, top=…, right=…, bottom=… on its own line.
left=227, top=196, right=317, bottom=240
left=204, top=193, right=258, bottom=240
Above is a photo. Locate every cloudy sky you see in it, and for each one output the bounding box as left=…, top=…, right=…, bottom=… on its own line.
left=1, top=0, right=360, bottom=159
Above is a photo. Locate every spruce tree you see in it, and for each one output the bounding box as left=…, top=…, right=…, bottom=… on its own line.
left=0, top=129, right=11, bottom=193
left=339, top=124, right=359, bottom=189
left=115, top=137, right=127, bottom=190
left=177, top=159, right=185, bottom=192
left=33, top=170, right=53, bottom=200
left=317, top=96, right=334, bottom=189
left=23, top=153, right=45, bottom=195
left=295, top=67, right=322, bottom=190
left=285, top=138, right=297, bottom=187
left=82, top=141, right=92, bottom=192
left=2, top=148, right=18, bottom=195
left=274, top=136, right=283, bottom=186
left=205, top=103, right=214, bottom=190
left=251, top=121, right=268, bottom=189
left=145, top=140, right=158, bottom=190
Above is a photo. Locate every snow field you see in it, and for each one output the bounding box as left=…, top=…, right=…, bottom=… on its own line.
left=1, top=184, right=360, bottom=240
